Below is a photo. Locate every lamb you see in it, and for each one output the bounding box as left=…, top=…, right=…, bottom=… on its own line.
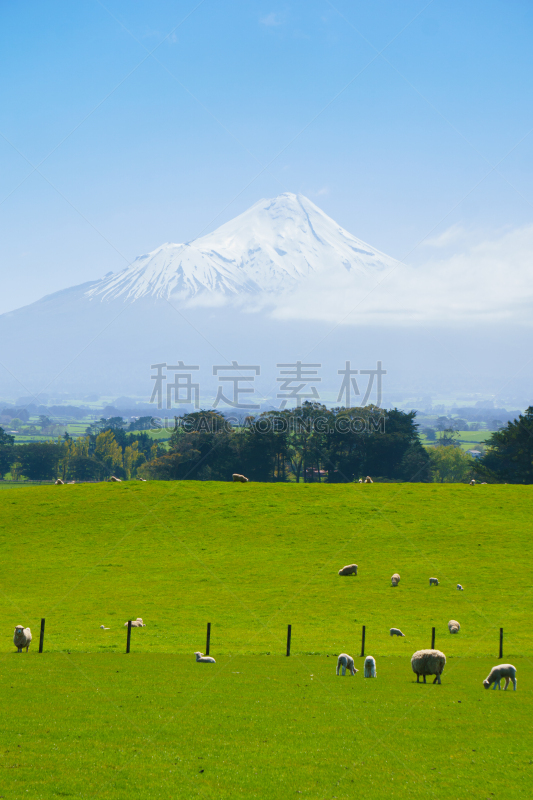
left=364, top=655, right=377, bottom=677
left=336, top=653, right=358, bottom=676
left=391, top=573, right=401, bottom=586
left=364, top=476, right=373, bottom=483
left=483, top=664, right=517, bottom=691
left=109, top=475, right=122, bottom=482
left=448, top=619, right=461, bottom=634
left=13, top=625, right=32, bottom=653
left=429, top=577, right=439, bottom=586
left=457, top=584, right=464, bottom=590
left=55, top=478, right=64, bottom=485
left=338, top=564, right=358, bottom=576
left=123, top=618, right=145, bottom=627
left=232, top=474, right=248, bottom=483
left=390, top=628, right=405, bottom=637
left=195, top=651, right=216, bottom=663
left=411, top=649, right=446, bottom=684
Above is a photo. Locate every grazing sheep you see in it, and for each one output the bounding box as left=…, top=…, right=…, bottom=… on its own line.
left=364, top=655, right=377, bottom=678
left=109, top=475, right=122, bottom=482
left=137, top=478, right=147, bottom=482
left=411, top=649, right=446, bottom=684
left=66, top=481, right=75, bottom=484
left=364, top=476, right=373, bottom=483
left=390, top=628, right=405, bottom=637
left=483, top=664, right=517, bottom=691
left=13, top=625, right=32, bottom=653
left=481, top=482, right=487, bottom=485
left=100, top=625, right=110, bottom=630
left=457, top=584, right=464, bottom=590
left=469, top=479, right=476, bottom=485
left=336, top=653, right=358, bottom=676
left=338, top=564, right=358, bottom=576
left=391, top=573, right=401, bottom=586
left=232, top=473, right=248, bottom=483
left=55, top=478, right=64, bottom=485
left=429, top=577, right=439, bottom=587
left=123, top=618, right=145, bottom=627
left=448, top=620, right=461, bottom=634
left=358, top=478, right=363, bottom=483
left=195, top=651, right=216, bottom=663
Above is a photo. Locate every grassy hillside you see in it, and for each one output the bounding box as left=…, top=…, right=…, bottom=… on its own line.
left=1, top=482, right=531, bottom=798
left=0, top=482, right=531, bottom=657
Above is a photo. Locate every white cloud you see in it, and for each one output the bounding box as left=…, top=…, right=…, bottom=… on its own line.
left=421, top=224, right=468, bottom=249
left=260, top=12, right=283, bottom=27
left=266, top=224, right=533, bottom=326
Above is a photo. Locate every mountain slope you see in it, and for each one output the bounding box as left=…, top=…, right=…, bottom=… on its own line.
left=85, top=193, right=398, bottom=302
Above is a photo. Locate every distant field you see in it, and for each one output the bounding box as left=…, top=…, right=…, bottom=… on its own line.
left=1, top=481, right=530, bottom=798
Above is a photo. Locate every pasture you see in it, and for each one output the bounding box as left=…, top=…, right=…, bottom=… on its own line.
left=0, top=482, right=531, bottom=797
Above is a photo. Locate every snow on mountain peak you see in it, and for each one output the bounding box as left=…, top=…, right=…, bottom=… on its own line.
left=86, top=193, right=398, bottom=303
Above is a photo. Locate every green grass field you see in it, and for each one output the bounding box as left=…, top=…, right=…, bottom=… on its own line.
left=0, top=482, right=531, bottom=798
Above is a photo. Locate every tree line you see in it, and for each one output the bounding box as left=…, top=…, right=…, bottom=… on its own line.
left=1, top=403, right=531, bottom=483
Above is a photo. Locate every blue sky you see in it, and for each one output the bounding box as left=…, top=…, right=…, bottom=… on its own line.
left=2, top=0, right=533, bottom=314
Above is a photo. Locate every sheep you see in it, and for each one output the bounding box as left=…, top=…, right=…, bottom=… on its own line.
left=429, top=577, right=439, bottom=587
left=391, top=573, right=401, bottom=586
left=364, top=476, right=373, bottom=483
left=364, top=655, right=377, bottom=678
left=457, top=584, right=464, bottom=590
left=390, top=628, right=405, bottom=637
left=232, top=474, right=248, bottom=483
left=358, top=478, right=363, bottom=483
left=66, top=481, right=75, bottom=484
left=137, top=478, right=147, bottom=482
left=123, top=618, right=145, bottom=627
left=448, top=619, right=461, bottom=634
left=110, top=475, right=122, bottom=482
left=195, top=651, right=216, bottom=663
left=338, top=564, right=358, bottom=576
left=336, top=653, right=358, bottom=676
left=469, top=479, right=476, bottom=485
left=411, top=649, right=446, bottom=684
left=13, top=625, right=32, bottom=653
left=100, top=625, right=110, bottom=630
left=481, top=482, right=487, bottom=485
left=483, top=664, right=517, bottom=691
left=55, top=478, right=64, bottom=485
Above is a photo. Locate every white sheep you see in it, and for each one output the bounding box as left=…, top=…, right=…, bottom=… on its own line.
left=469, top=479, right=476, bottom=485
left=13, top=625, right=32, bottom=653
left=429, top=577, right=439, bottom=587
left=448, top=619, right=460, bottom=634
left=232, top=474, right=248, bottom=483
left=364, top=476, right=373, bottom=483
left=483, top=664, right=517, bottom=691
left=390, top=628, right=405, bottom=637
left=411, top=649, right=446, bottom=684
left=457, top=584, right=464, bottom=590
left=100, top=625, right=110, bottom=630
left=109, top=475, right=122, bottom=482
left=358, top=478, right=363, bottom=483
left=123, top=618, right=145, bottom=627
left=195, top=651, right=216, bottom=663
left=391, top=573, right=400, bottom=586
left=338, top=564, right=358, bottom=576
left=364, top=655, right=376, bottom=677
left=336, top=653, right=358, bottom=676
left=55, top=478, right=64, bottom=485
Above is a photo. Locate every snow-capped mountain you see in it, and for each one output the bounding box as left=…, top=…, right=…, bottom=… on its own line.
left=86, top=193, right=398, bottom=302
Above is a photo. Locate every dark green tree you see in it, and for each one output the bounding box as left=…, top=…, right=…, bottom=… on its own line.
left=0, top=427, right=15, bottom=478
left=480, top=407, right=533, bottom=483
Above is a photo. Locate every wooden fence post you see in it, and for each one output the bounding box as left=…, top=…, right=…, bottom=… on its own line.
left=126, top=620, right=132, bottom=653
left=431, top=627, right=435, bottom=649
left=206, top=622, right=211, bottom=656
left=286, top=624, right=291, bottom=656
left=499, top=628, right=503, bottom=659
left=360, top=625, right=366, bottom=657
left=39, top=618, right=45, bottom=653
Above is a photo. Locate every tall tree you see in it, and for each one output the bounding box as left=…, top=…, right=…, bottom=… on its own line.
left=481, top=407, right=533, bottom=483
